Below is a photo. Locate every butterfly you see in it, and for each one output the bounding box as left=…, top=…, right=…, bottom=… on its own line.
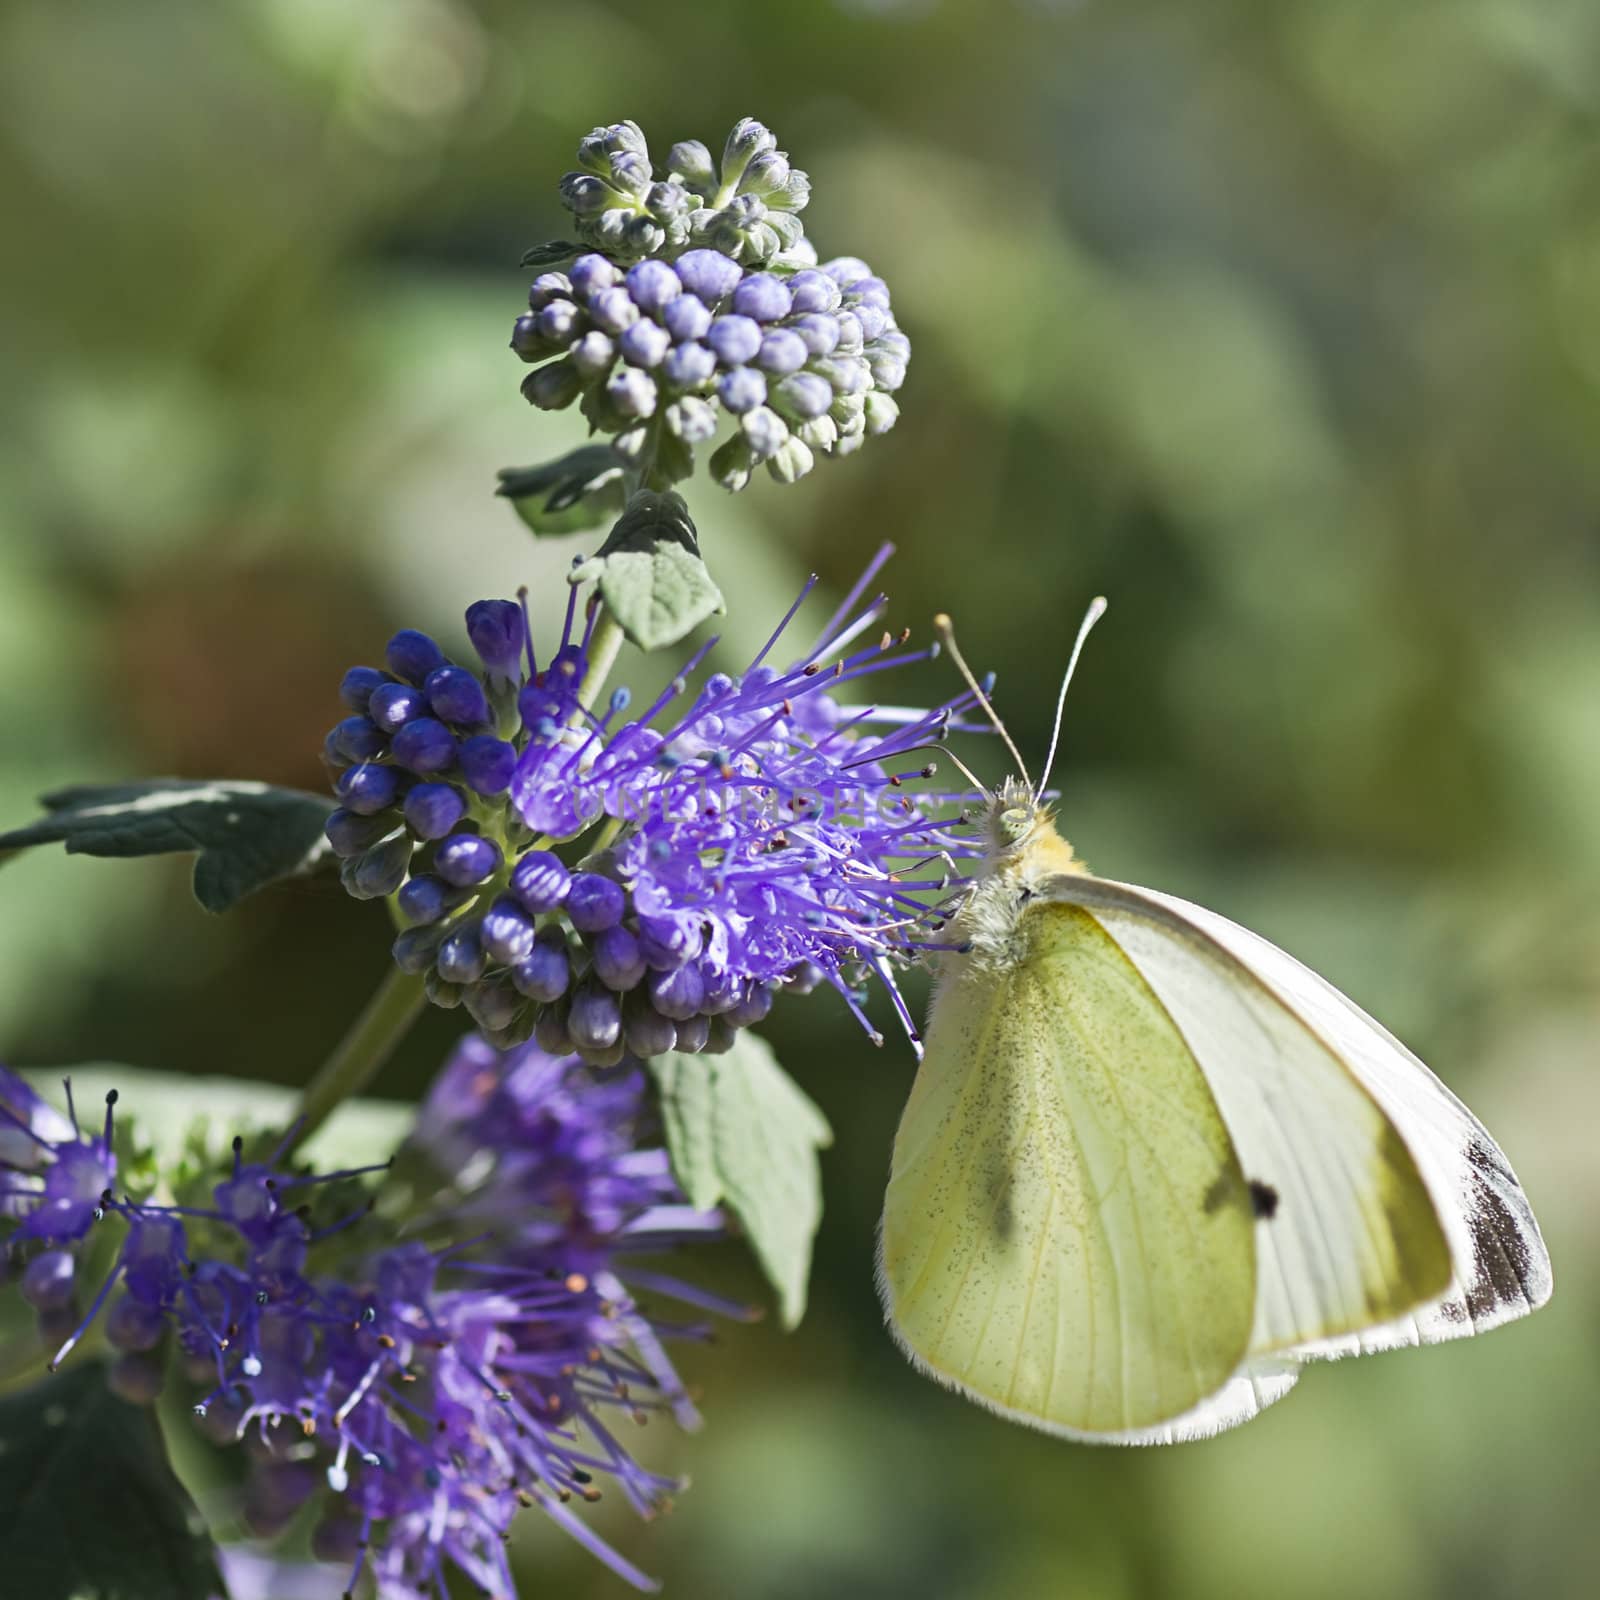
left=877, top=601, right=1552, bottom=1443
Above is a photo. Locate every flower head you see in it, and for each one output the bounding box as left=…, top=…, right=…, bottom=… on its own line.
left=323, top=549, right=985, bottom=1060
left=3, top=1042, right=732, bottom=1596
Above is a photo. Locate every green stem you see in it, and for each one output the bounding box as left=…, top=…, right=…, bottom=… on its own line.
left=288, top=966, right=427, bottom=1152
left=578, top=606, right=626, bottom=715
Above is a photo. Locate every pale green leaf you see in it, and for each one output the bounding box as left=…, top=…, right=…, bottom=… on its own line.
left=648, top=1032, right=832, bottom=1328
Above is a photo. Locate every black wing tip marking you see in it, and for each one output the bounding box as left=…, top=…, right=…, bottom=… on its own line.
left=1248, top=1180, right=1280, bottom=1220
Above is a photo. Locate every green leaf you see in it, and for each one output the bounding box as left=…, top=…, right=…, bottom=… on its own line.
left=647, top=1032, right=832, bottom=1329
left=0, top=1361, right=225, bottom=1600
left=520, top=239, right=582, bottom=269
left=0, top=780, right=334, bottom=913
left=496, top=446, right=626, bottom=536
left=571, top=490, right=725, bottom=653
left=22, top=1064, right=412, bottom=1176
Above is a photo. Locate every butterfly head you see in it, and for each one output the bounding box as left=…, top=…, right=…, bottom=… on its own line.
left=986, top=776, right=1055, bottom=856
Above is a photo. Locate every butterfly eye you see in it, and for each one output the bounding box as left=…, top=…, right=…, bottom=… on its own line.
left=999, top=808, right=1032, bottom=841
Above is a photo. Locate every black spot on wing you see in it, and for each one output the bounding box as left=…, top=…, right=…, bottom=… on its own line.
left=1248, top=1180, right=1279, bottom=1220
left=1462, top=1141, right=1537, bottom=1322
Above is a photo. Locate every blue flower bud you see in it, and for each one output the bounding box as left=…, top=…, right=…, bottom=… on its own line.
left=481, top=898, right=538, bottom=965
left=668, top=139, right=716, bottom=193
left=566, top=872, right=626, bottom=932
left=721, top=117, right=776, bottom=187
left=731, top=273, right=792, bottom=323
left=591, top=923, right=647, bottom=990
left=666, top=395, right=719, bottom=442
left=674, top=249, right=743, bottom=303
left=436, top=926, right=488, bottom=985
left=623, top=213, right=665, bottom=255
left=717, top=366, right=767, bottom=414
left=368, top=680, right=425, bottom=733
left=568, top=980, right=623, bottom=1051
left=522, top=359, right=581, bottom=410
left=347, top=834, right=413, bottom=899
left=756, top=328, right=808, bottom=375
left=21, top=1249, right=76, bottom=1311
left=529, top=271, right=575, bottom=309
left=333, top=715, right=386, bottom=763
left=397, top=873, right=454, bottom=925
left=788, top=313, right=841, bottom=358
left=740, top=406, right=789, bottom=461
left=708, top=432, right=756, bottom=491
left=662, top=295, right=712, bottom=343
left=560, top=172, right=612, bottom=216
left=646, top=180, right=690, bottom=221
left=704, top=1017, right=740, bottom=1054
left=833, top=312, right=866, bottom=355
left=510, top=849, right=570, bottom=912
left=661, top=341, right=717, bottom=389
left=339, top=666, right=387, bottom=711
left=570, top=330, right=616, bottom=379
left=727, top=981, right=776, bottom=1028
left=619, top=320, right=671, bottom=369
left=403, top=782, right=467, bottom=840
left=625, top=258, right=682, bottom=314
left=706, top=314, right=762, bottom=367
left=459, top=734, right=516, bottom=796
left=673, top=1015, right=711, bottom=1053
left=774, top=371, right=833, bottom=420
left=421, top=666, right=489, bottom=729
left=588, top=284, right=641, bottom=334
left=465, top=599, right=524, bottom=679
left=822, top=256, right=874, bottom=287
left=741, top=150, right=791, bottom=197
left=337, top=762, right=402, bottom=815
left=608, top=150, right=652, bottom=200
left=512, top=926, right=571, bottom=1002
left=607, top=367, right=658, bottom=419
left=324, top=807, right=394, bottom=858
left=853, top=301, right=890, bottom=342
left=435, top=834, right=502, bottom=887
left=636, top=921, right=700, bottom=966
left=813, top=355, right=870, bottom=395
left=386, top=629, right=447, bottom=685
left=510, top=315, right=553, bottom=363
left=536, top=299, right=583, bottom=346
left=391, top=717, right=457, bottom=775
left=624, top=1000, right=678, bottom=1058
left=577, top=120, right=647, bottom=173
left=787, top=270, right=842, bottom=315
left=647, top=962, right=705, bottom=1021
left=569, top=253, right=618, bottom=295
left=392, top=922, right=450, bottom=974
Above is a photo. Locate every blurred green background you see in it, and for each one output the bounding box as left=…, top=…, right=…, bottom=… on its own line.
left=2, top=0, right=1597, bottom=1596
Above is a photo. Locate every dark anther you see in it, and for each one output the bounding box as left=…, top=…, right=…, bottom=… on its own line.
left=1249, top=1180, right=1280, bottom=1219
left=104, top=1090, right=118, bottom=1106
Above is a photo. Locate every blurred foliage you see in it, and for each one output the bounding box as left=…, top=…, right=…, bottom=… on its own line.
left=1, top=0, right=1597, bottom=1596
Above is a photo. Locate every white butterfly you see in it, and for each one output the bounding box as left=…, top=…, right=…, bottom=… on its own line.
left=877, top=603, right=1552, bottom=1443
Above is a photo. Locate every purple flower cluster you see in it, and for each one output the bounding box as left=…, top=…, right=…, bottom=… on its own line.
left=558, top=117, right=810, bottom=266
left=1, top=1042, right=732, bottom=1595
left=513, top=249, right=907, bottom=489
left=324, top=552, right=984, bottom=1059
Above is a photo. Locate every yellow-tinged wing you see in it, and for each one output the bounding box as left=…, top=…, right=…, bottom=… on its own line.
left=879, top=902, right=1259, bottom=1438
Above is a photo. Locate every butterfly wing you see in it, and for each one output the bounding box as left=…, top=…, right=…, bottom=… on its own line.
left=1043, top=875, right=1552, bottom=1360
left=879, top=900, right=1266, bottom=1441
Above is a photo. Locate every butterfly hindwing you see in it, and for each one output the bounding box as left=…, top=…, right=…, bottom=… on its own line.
left=880, top=900, right=1259, bottom=1438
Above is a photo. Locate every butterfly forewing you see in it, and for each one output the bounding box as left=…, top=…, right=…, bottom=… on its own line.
left=881, top=902, right=1258, bottom=1436
left=1051, top=878, right=1551, bottom=1352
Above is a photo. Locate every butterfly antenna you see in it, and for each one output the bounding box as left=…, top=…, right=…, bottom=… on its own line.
left=1035, top=596, right=1108, bottom=803
left=932, top=614, right=1032, bottom=791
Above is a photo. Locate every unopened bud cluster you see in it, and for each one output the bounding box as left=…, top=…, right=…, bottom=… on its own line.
left=516, top=118, right=909, bottom=489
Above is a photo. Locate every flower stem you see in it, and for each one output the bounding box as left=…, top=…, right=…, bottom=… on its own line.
left=579, top=606, right=626, bottom=714
left=288, top=965, right=427, bottom=1152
